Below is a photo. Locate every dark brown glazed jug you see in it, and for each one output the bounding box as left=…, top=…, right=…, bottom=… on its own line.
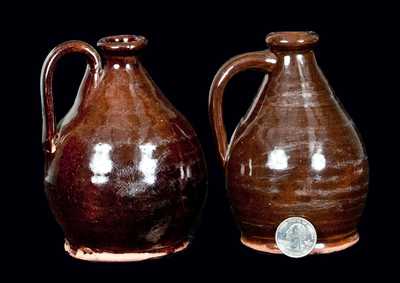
left=209, top=31, right=368, bottom=256
left=40, top=35, right=207, bottom=262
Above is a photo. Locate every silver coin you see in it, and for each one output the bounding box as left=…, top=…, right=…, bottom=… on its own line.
left=275, top=217, right=317, bottom=258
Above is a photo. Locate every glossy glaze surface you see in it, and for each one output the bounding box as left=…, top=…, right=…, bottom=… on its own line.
left=41, top=35, right=207, bottom=261
left=209, top=31, right=368, bottom=254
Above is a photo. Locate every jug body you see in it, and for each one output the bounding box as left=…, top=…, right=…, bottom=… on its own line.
left=41, top=35, right=207, bottom=262
left=209, top=32, right=368, bottom=256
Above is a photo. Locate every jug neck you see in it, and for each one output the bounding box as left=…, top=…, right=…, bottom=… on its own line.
left=263, top=32, right=327, bottom=95
left=266, top=31, right=320, bottom=70
left=272, top=49, right=320, bottom=76
left=102, top=55, right=140, bottom=69
left=97, top=34, right=147, bottom=68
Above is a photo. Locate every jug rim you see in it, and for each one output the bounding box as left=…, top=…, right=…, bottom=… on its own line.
left=97, top=35, right=148, bottom=53
left=266, top=31, right=319, bottom=50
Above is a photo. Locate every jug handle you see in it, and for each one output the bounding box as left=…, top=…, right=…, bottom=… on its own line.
left=40, top=40, right=102, bottom=153
left=209, top=50, right=277, bottom=167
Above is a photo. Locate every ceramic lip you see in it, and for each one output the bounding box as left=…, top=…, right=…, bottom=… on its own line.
left=97, top=35, right=148, bottom=53
left=266, top=31, right=319, bottom=50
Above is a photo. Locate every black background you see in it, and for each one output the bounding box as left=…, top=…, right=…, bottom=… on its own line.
left=4, top=3, right=397, bottom=280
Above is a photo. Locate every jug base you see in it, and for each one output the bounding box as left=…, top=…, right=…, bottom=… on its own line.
left=64, top=240, right=189, bottom=262
left=241, top=232, right=359, bottom=255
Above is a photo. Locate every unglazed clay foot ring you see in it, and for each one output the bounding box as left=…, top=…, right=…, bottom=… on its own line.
left=64, top=240, right=190, bottom=262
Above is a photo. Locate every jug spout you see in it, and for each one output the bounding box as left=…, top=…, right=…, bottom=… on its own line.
left=97, top=35, right=148, bottom=68
left=263, top=32, right=328, bottom=100
left=266, top=31, right=319, bottom=51
left=97, top=35, right=147, bottom=58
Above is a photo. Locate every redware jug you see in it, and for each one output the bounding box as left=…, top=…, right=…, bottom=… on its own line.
left=209, top=31, right=368, bottom=257
left=40, top=35, right=207, bottom=262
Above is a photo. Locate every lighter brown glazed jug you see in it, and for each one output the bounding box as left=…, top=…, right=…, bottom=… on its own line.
left=40, top=35, right=207, bottom=262
left=209, top=31, right=368, bottom=256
